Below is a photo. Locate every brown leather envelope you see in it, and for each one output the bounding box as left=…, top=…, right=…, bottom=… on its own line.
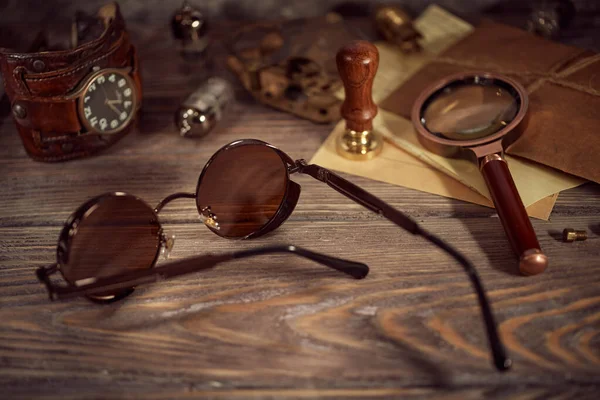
left=381, top=20, right=600, bottom=183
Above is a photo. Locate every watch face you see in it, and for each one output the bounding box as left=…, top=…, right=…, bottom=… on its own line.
left=80, top=70, right=137, bottom=134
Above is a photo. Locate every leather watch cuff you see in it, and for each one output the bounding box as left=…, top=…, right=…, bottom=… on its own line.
left=0, top=2, right=142, bottom=162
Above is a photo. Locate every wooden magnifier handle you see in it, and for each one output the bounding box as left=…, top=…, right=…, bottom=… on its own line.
left=336, top=40, right=379, bottom=132
left=480, top=155, right=548, bottom=276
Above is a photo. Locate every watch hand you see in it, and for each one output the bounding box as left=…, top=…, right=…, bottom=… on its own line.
left=107, top=101, right=121, bottom=115
left=101, top=84, right=110, bottom=102
left=115, top=90, right=122, bottom=102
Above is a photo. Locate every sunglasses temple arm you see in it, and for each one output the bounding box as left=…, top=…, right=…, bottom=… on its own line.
left=296, top=163, right=420, bottom=234
left=418, top=230, right=511, bottom=371
left=46, top=246, right=368, bottom=300
left=298, top=162, right=511, bottom=371
left=231, top=245, right=369, bottom=279
left=45, top=254, right=233, bottom=300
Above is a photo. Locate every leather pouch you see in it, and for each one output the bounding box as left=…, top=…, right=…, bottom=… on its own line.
left=0, top=2, right=141, bottom=162
left=381, top=20, right=600, bottom=183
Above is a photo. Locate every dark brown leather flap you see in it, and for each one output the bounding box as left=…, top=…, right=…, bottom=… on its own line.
left=381, top=20, right=600, bottom=183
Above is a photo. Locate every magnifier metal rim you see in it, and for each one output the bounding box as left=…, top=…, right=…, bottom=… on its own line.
left=411, top=71, right=529, bottom=148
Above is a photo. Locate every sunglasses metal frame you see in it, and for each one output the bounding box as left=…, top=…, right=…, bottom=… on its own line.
left=36, top=138, right=510, bottom=371
left=37, top=190, right=369, bottom=302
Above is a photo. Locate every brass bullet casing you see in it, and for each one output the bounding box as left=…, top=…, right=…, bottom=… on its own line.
left=374, top=5, right=422, bottom=53
left=336, top=129, right=383, bottom=161
left=562, top=228, right=588, bottom=242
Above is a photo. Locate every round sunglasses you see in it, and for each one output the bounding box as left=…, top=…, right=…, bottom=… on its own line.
left=36, top=138, right=510, bottom=371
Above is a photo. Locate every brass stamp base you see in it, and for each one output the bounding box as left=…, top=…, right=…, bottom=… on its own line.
left=336, top=129, right=383, bottom=161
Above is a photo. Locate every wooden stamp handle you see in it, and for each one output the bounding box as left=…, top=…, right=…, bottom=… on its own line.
left=336, top=40, right=379, bottom=132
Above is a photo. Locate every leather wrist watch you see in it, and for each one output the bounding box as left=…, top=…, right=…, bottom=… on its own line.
left=0, top=3, right=142, bottom=162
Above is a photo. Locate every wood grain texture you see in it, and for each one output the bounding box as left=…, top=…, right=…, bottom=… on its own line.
left=1, top=16, right=600, bottom=400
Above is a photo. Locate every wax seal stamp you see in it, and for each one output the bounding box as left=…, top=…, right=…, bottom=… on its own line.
left=336, top=40, right=383, bottom=161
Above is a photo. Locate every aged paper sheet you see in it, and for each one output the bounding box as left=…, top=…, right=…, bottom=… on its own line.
left=311, top=117, right=558, bottom=220
left=317, top=5, right=583, bottom=219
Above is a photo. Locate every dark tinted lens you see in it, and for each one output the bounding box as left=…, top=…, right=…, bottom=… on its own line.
left=61, top=194, right=160, bottom=290
left=196, top=144, right=288, bottom=238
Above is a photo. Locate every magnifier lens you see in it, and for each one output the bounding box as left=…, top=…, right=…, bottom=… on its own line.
left=421, top=81, right=520, bottom=141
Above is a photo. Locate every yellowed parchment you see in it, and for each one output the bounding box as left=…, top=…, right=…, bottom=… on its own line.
left=316, top=4, right=584, bottom=219
left=378, top=111, right=586, bottom=207
left=371, top=5, right=585, bottom=207
left=310, top=116, right=558, bottom=220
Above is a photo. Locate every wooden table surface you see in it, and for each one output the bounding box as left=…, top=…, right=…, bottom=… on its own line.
left=1, top=17, right=600, bottom=400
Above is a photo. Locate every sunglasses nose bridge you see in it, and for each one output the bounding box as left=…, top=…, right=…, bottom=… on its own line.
left=154, top=192, right=197, bottom=214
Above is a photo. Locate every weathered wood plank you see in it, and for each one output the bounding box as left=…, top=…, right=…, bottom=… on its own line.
left=0, top=10, right=599, bottom=400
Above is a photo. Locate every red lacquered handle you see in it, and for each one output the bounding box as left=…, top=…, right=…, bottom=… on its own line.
left=480, top=155, right=548, bottom=276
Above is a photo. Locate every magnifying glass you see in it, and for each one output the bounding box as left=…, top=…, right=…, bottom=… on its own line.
left=411, top=72, right=548, bottom=276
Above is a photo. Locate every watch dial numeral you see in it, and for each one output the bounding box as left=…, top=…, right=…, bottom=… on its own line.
left=83, top=71, right=135, bottom=133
